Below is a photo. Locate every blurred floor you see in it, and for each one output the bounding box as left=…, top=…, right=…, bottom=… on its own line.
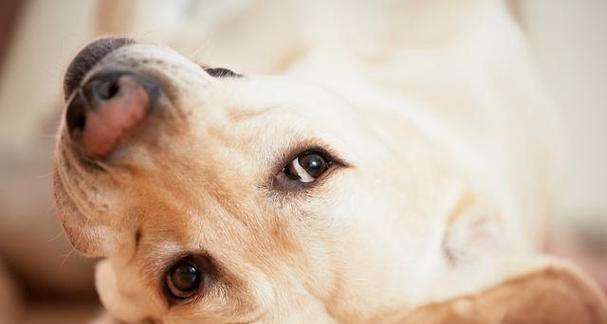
left=520, top=0, right=607, bottom=223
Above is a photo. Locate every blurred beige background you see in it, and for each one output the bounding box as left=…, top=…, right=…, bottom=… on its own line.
left=520, top=0, right=607, bottom=225
left=0, top=0, right=605, bottom=322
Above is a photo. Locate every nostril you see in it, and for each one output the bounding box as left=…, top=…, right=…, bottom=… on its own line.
left=65, top=74, right=122, bottom=137
left=91, top=79, right=120, bottom=101
left=63, top=71, right=155, bottom=158
left=65, top=72, right=127, bottom=137
left=66, top=93, right=87, bottom=135
left=63, top=37, right=135, bottom=99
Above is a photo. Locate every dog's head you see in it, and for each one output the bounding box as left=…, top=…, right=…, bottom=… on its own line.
left=53, top=38, right=606, bottom=323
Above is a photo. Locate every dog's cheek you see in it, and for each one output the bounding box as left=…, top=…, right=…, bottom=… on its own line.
left=53, top=170, right=120, bottom=257
left=96, top=259, right=160, bottom=323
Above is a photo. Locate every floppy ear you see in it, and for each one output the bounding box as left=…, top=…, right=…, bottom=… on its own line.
left=400, top=265, right=607, bottom=324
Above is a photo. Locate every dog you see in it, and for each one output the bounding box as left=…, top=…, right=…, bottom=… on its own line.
left=53, top=1, right=607, bottom=323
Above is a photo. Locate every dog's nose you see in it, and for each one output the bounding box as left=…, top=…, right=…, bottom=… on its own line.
left=64, top=37, right=135, bottom=100
left=63, top=37, right=161, bottom=159
left=65, top=71, right=158, bottom=158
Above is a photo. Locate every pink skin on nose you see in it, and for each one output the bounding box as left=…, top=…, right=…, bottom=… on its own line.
left=76, top=76, right=150, bottom=158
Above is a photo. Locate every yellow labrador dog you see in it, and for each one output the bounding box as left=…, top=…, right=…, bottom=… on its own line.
left=53, top=2, right=607, bottom=324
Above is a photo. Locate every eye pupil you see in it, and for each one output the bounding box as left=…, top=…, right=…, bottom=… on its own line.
left=166, top=259, right=201, bottom=299
left=300, top=154, right=326, bottom=178
left=172, top=263, right=199, bottom=290
left=279, top=149, right=337, bottom=187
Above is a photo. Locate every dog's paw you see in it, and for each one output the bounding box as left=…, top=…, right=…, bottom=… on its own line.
left=389, top=261, right=607, bottom=324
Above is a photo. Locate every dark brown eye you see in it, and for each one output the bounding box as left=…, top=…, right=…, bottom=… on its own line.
left=165, top=257, right=202, bottom=299
left=284, top=152, right=330, bottom=183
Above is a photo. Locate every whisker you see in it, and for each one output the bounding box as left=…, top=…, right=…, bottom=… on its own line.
left=60, top=247, right=77, bottom=267
left=189, top=40, right=211, bottom=63
left=47, top=229, right=67, bottom=244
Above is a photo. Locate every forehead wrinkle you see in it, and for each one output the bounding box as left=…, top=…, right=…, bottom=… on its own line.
left=205, top=123, right=257, bottom=152
left=225, top=106, right=276, bottom=124
left=204, top=106, right=278, bottom=152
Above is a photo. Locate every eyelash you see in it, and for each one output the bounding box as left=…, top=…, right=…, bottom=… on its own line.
left=270, top=144, right=345, bottom=191
left=204, top=67, right=241, bottom=78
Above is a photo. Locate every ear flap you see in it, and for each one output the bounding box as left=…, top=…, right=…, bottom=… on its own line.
left=441, top=193, right=507, bottom=266
left=400, top=265, right=607, bottom=324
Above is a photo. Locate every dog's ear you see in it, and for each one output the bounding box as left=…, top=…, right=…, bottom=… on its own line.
left=399, top=264, right=607, bottom=324
left=441, top=194, right=507, bottom=266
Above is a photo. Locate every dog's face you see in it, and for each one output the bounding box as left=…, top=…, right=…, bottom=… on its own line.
left=54, top=38, right=469, bottom=323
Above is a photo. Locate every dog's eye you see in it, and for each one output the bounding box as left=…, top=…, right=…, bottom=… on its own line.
left=165, top=257, right=203, bottom=300
left=273, top=146, right=346, bottom=191
left=283, top=151, right=332, bottom=183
